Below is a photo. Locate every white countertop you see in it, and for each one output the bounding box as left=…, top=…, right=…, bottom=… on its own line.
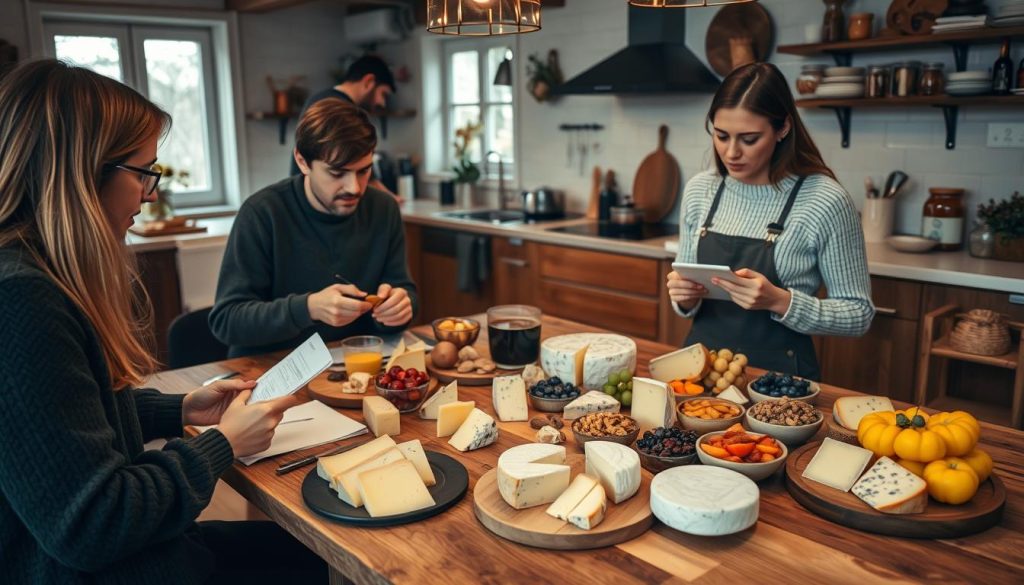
left=126, top=216, right=234, bottom=253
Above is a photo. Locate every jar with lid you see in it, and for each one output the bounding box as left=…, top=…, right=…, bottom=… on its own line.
left=867, top=65, right=890, bottom=98
left=892, top=61, right=921, bottom=97
left=918, top=63, right=945, bottom=96
left=797, top=64, right=827, bottom=95
left=968, top=221, right=995, bottom=258
left=921, top=187, right=965, bottom=251
left=822, top=0, right=847, bottom=43
left=847, top=12, right=874, bottom=40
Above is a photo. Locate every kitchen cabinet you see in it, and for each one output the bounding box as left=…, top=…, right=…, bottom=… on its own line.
left=492, top=237, right=537, bottom=307
left=658, top=259, right=691, bottom=348
left=409, top=226, right=495, bottom=323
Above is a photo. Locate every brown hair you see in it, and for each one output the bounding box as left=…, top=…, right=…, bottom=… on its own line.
left=295, top=98, right=377, bottom=169
left=706, top=62, right=835, bottom=185
left=0, top=59, right=169, bottom=388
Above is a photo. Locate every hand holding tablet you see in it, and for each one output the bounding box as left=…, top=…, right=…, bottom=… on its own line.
left=671, top=262, right=743, bottom=302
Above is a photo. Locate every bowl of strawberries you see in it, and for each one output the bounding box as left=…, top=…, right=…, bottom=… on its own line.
left=695, top=424, right=788, bottom=481
left=374, top=366, right=432, bottom=413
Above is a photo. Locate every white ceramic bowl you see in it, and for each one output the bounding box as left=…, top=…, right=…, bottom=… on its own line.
left=696, top=431, right=788, bottom=481
left=744, top=409, right=824, bottom=447
left=948, top=70, right=990, bottom=82
left=821, top=75, right=865, bottom=83
left=886, top=235, right=938, bottom=253
left=746, top=376, right=821, bottom=405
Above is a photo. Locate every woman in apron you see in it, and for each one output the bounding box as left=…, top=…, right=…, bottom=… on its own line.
left=666, top=63, right=874, bottom=381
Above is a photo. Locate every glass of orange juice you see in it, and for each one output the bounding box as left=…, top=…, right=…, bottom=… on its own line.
left=341, top=335, right=383, bottom=376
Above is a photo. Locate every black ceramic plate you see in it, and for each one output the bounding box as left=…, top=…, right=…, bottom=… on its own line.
left=302, top=451, right=468, bottom=527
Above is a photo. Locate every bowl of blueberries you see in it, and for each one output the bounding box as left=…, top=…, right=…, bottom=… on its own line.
left=747, top=372, right=820, bottom=405
left=528, top=377, right=581, bottom=413
left=634, top=426, right=700, bottom=473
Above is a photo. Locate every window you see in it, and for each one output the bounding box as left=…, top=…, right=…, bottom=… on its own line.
left=44, top=21, right=225, bottom=207
left=443, top=39, right=515, bottom=177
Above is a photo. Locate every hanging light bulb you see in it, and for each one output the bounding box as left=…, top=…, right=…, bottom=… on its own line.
left=629, top=0, right=758, bottom=7
left=427, top=0, right=542, bottom=36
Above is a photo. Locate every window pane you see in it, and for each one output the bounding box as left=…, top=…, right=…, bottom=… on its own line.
left=451, top=105, right=482, bottom=164
left=485, top=105, right=514, bottom=164
left=143, top=39, right=210, bottom=192
left=54, top=35, right=122, bottom=81
left=488, top=46, right=512, bottom=103
left=450, top=50, right=479, bottom=105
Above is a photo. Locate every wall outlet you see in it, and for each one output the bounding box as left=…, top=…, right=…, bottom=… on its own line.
left=987, top=123, right=1024, bottom=148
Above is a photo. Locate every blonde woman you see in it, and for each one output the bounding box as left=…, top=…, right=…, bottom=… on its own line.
left=0, top=60, right=325, bottom=583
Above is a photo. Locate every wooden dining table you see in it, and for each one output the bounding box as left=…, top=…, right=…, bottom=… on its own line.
left=147, top=315, right=1023, bottom=584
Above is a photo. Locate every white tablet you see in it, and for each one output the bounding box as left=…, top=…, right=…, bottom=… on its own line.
left=671, top=262, right=741, bottom=302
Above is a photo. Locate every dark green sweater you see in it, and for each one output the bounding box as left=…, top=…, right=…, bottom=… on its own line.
left=0, top=247, right=235, bottom=584
left=210, top=175, right=419, bottom=357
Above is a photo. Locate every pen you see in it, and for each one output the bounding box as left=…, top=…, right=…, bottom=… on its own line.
left=278, top=417, right=314, bottom=426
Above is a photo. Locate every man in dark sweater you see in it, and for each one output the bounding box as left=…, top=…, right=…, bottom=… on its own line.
left=211, top=98, right=418, bottom=358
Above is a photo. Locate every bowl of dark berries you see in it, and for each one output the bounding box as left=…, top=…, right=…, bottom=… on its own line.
left=747, top=372, right=820, bottom=405
left=528, top=377, right=581, bottom=413
left=635, top=426, right=700, bottom=472
left=375, top=366, right=433, bottom=413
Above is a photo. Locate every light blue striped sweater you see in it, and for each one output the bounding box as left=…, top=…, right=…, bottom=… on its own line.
left=673, top=170, right=874, bottom=337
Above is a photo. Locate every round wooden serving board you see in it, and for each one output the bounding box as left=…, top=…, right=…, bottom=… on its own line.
left=785, top=441, right=1006, bottom=539
left=426, top=354, right=522, bottom=387
left=307, top=373, right=438, bottom=409
left=473, top=454, right=654, bottom=550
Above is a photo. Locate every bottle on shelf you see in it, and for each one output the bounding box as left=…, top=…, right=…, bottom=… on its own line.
left=992, top=38, right=1013, bottom=95
left=1017, top=56, right=1024, bottom=90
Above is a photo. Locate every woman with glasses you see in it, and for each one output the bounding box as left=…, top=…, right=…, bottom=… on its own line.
left=0, top=60, right=325, bottom=584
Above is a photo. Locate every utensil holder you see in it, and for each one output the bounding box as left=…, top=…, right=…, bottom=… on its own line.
left=862, top=198, right=895, bottom=243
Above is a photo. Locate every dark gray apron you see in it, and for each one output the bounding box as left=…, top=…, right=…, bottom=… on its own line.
left=684, top=177, right=821, bottom=381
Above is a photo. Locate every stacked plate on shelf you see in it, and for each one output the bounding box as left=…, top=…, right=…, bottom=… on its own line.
left=815, top=66, right=866, bottom=98
left=946, top=70, right=991, bottom=96
left=992, top=1, right=1024, bottom=27
left=931, top=15, right=990, bottom=32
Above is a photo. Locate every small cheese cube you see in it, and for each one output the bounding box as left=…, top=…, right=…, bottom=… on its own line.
left=362, top=396, right=400, bottom=438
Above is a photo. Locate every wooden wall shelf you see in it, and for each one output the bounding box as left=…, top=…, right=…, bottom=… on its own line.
left=246, top=112, right=294, bottom=145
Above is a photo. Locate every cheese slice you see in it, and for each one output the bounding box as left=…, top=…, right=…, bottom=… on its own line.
left=563, top=391, right=620, bottom=419
left=851, top=456, right=928, bottom=515
left=383, top=339, right=406, bottom=371
left=567, top=482, right=607, bottom=531
left=397, top=439, right=436, bottom=486
left=335, top=447, right=406, bottom=506
left=419, top=380, right=457, bottom=420
left=630, top=377, right=676, bottom=433
left=448, top=408, right=498, bottom=452
left=717, top=385, right=749, bottom=406
left=388, top=348, right=426, bottom=374
left=362, top=396, right=400, bottom=437
left=497, top=444, right=570, bottom=509
left=437, top=400, right=475, bottom=437
left=357, top=460, right=435, bottom=518
left=316, top=435, right=397, bottom=484
left=492, top=374, right=529, bottom=422
left=801, top=437, right=874, bottom=492
left=832, top=395, right=894, bottom=431
left=649, top=343, right=710, bottom=383
left=545, top=473, right=599, bottom=521
left=584, top=441, right=641, bottom=504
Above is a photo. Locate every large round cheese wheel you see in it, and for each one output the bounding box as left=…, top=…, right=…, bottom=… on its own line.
left=650, top=466, right=759, bottom=536
left=540, top=333, right=637, bottom=391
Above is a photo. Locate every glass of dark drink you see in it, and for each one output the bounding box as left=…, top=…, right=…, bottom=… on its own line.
left=486, top=305, right=542, bottom=369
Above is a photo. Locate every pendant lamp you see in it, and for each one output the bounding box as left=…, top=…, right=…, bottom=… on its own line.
left=427, top=1, right=542, bottom=36
left=629, top=1, right=758, bottom=7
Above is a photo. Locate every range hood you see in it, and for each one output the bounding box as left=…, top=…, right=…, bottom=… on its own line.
left=551, top=5, right=721, bottom=95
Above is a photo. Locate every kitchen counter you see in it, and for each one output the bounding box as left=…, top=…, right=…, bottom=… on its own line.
left=126, top=216, right=235, bottom=253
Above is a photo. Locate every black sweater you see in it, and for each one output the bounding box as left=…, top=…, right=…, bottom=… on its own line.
left=209, top=175, right=419, bottom=357
left=0, top=247, right=235, bottom=584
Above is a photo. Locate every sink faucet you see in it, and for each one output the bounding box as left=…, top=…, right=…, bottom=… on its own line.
left=486, top=151, right=509, bottom=210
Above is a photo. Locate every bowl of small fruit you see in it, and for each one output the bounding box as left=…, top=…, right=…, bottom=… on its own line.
left=676, top=397, right=744, bottom=433
left=601, top=368, right=635, bottom=408
left=431, top=317, right=481, bottom=349
left=745, top=397, right=823, bottom=447
left=702, top=348, right=750, bottom=395
left=528, top=377, right=581, bottom=412
left=696, top=425, right=788, bottom=481
left=635, top=426, right=700, bottom=473
left=374, top=366, right=432, bottom=413
left=747, top=372, right=820, bottom=405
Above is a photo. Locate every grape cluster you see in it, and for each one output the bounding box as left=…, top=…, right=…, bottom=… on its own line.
left=636, top=427, right=698, bottom=458
left=751, top=372, right=812, bottom=398
left=602, top=369, right=634, bottom=407
left=530, top=377, right=580, bottom=400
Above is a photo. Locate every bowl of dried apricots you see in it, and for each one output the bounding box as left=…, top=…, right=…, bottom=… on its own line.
left=695, top=424, right=788, bottom=481
left=676, top=397, right=744, bottom=433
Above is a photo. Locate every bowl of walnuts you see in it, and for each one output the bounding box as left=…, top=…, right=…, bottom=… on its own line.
left=571, top=412, right=639, bottom=449
left=744, top=397, right=824, bottom=447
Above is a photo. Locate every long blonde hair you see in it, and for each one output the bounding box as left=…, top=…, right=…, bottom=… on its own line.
left=0, top=60, right=170, bottom=388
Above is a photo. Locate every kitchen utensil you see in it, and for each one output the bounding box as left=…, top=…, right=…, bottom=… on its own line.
left=609, top=206, right=644, bottom=226
left=599, top=170, right=619, bottom=222
left=864, top=176, right=879, bottom=199
left=705, top=2, right=774, bottom=77
left=632, top=125, right=682, bottom=224
left=882, top=171, right=909, bottom=199
left=522, top=187, right=566, bottom=219
left=586, top=166, right=602, bottom=219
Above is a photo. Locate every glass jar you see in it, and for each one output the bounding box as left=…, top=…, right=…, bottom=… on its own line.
left=797, top=65, right=827, bottom=95
left=968, top=221, right=995, bottom=258
left=919, top=63, right=945, bottom=96
left=892, top=61, right=921, bottom=97
left=822, top=0, right=847, bottom=43
left=921, top=187, right=966, bottom=251
left=848, top=12, right=874, bottom=41
left=867, top=65, right=890, bottom=98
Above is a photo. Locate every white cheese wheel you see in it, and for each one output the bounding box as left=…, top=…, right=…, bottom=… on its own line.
left=540, top=333, right=636, bottom=391
left=650, top=465, right=759, bottom=536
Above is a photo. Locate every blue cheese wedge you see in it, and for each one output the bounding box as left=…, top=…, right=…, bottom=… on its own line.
left=851, top=456, right=927, bottom=515
left=492, top=375, right=529, bottom=422
left=448, top=408, right=499, bottom=452
left=563, top=391, right=621, bottom=420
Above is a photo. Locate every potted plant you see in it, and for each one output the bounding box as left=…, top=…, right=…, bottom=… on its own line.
left=144, top=164, right=190, bottom=222
left=452, top=120, right=482, bottom=205
left=526, top=50, right=563, bottom=103
left=978, top=191, right=1024, bottom=262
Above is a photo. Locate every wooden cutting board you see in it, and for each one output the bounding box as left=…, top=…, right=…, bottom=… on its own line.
left=426, top=353, right=522, bottom=387
left=586, top=166, right=602, bottom=219
left=632, top=125, right=681, bottom=224
left=307, top=372, right=438, bottom=409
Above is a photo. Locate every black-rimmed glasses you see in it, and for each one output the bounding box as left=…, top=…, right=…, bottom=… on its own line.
left=110, top=164, right=162, bottom=198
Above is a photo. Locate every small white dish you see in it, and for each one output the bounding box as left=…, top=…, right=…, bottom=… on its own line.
left=822, top=75, right=865, bottom=84
left=948, top=71, right=990, bottom=82
left=886, top=235, right=938, bottom=253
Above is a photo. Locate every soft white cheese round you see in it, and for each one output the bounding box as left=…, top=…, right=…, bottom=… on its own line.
left=650, top=466, right=759, bottom=536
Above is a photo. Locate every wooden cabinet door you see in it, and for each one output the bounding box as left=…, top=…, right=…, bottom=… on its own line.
left=658, top=259, right=691, bottom=347
left=537, top=244, right=660, bottom=297
left=536, top=280, right=660, bottom=340
left=416, top=228, right=494, bottom=323
left=818, top=316, right=919, bottom=403
left=492, top=237, right=537, bottom=306
left=136, top=249, right=183, bottom=365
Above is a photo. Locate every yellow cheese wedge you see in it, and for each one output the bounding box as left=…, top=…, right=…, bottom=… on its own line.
left=436, top=400, right=475, bottom=437
left=384, top=339, right=406, bottom=371
left=335, top=447, right=406, bottom=507
left=397, top=439, right=436, bottom=486
left=363, top=396, right=400, bottom=437
left=316, top=435, right=397, bottom=487
left=357, top=460, right=436, bottom=518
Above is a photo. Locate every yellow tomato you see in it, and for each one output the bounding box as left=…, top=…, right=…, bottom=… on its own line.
left=893, top=457, right=926, bottom=478
left=926, top=411, right=980, bottom=457
left=858, top=408, right=944, bottom=462
left=923, top=458, right=979, bottom=505
left=893, top=425, right=947, bottom=463
left=858, top=411, right=901, bottom=457
left=960, top=448, right=994, bottom=483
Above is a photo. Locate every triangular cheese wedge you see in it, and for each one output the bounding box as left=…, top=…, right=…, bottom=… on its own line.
left=419, top=380, right=458, bottom=420
left=437, top=400, right=475, bottom=437
left=384, top=339, right=406, bottom=371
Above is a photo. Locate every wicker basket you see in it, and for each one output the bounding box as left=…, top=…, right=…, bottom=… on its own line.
left=949, top=309, right=1011, bottom=356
